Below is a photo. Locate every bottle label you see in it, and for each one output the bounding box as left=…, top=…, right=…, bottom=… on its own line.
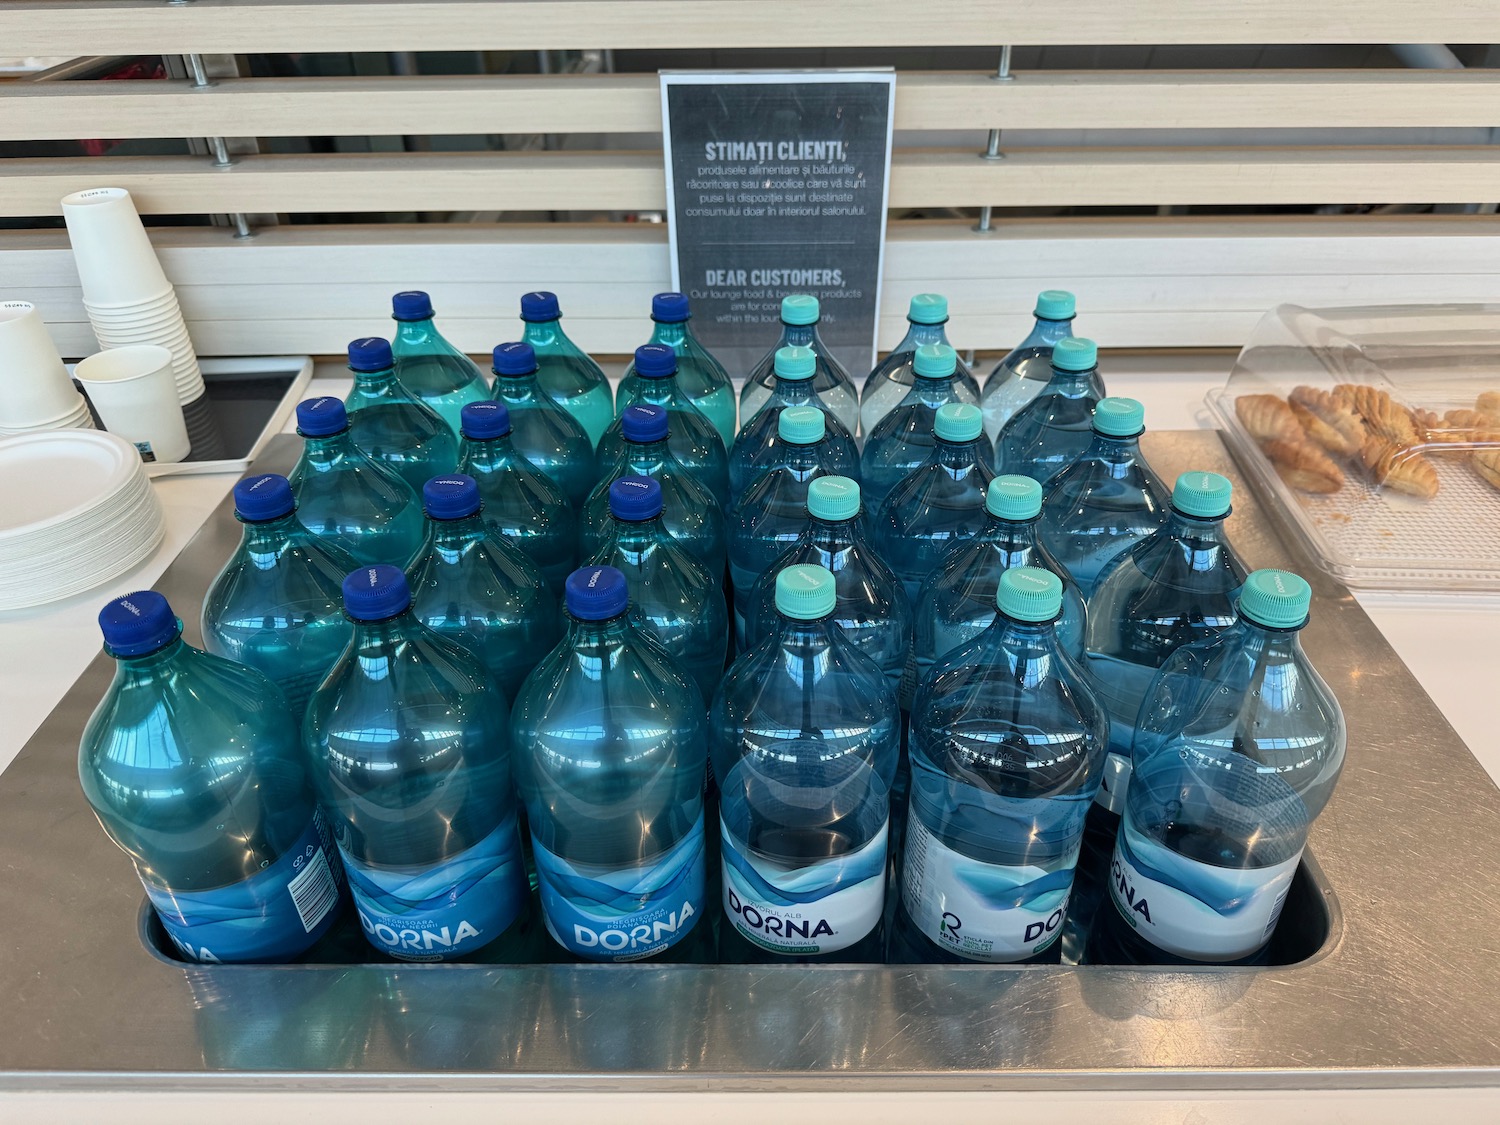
left=533, top=816, right=706, bottom=962
left=1092, top=751, right=1132, bottom=815
left=900, top=813, right=1073, bottom=963
left=144, top=811, right=344, bottom=964
left=720, top=816, right=887, bottom=956
left=1109, top=822, right=1301, bottom=961
left=342, top=816, right=527, bottom=963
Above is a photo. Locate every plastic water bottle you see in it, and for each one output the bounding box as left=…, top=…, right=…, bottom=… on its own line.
left=517, top=290, right=615, bottom=448
left=511, top=566, right=710, bottom=962
left=995, top=337, right=1105, bottom=485
left=874, top=402, right=995, bottom=603
left=388, top=290, right=490, bottom=436
left=622, top=292, right=736, bottom=449
left=288, top=397, right=424, bottom=568
left=742, top=476, right=911, bottom=697
left=598, top=344, right=731, bottom=511
left=406, top=475, right=560, bottom=703
left=200, top=473, right=357, bottom=720
left=586, top=476, right=728, bottom=705
left=455, top=400, right=577, bottom=597
left=907, top=475, right=1086, bottom=708
left=980, top=289, right=1089, bottom=442
left=342, top=337, right=459, bottom=495
left=859, top=294, right=980, bottom=436
left=728, top=344, right=859, bottom=499
left=741, top=295, right=860, bottom=437
left=489, top=341, right=595, bottom=510
left=860, top=342, right=974, bottom=513
left=894, top=568, right=1106, bottom=964
left=712, top=564, right=898, bottom=962
left=81, top=591, right=346, bottom=963
left=305, top=565, right=531, bottom=962
left=584, top=403, right=726, bottom=574
left=1038, top=397, right=1170, bottom=596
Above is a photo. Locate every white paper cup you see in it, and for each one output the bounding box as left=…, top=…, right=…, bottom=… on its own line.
left=61, top=188, right=172, bottom=307
left=74, top=345, right=190, bottom=464
left=0, top=302, right=88, bottom=427
left=84, top=301, right=182, bottom=328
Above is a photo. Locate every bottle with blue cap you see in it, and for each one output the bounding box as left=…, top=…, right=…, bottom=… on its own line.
left=728, top=344, right=859, bottom=499
left=489, top=341, right=596, bottom=509
left=893, top=567, right=1107, bottom=964
left=305, top=565, right=531, bottom=962
left=585, top=476, right=728, bottom=705
left=80, top=591, right=347, bottom=963
left=341, top=336, right=459, bottom=495
left=388, top=290, right=490, bottom=437
left=511, top=566, right=710, bottom=962
left=622, top=291, right=736, bottom=449
left=1038, top=397, right=1171, bottom=596
left=712, top=563, right=899, bottom=963
left=741, top=295, right=860, bottom=437
left=517, top=291, right=615, bottom=448
left=860, top=342, right=979, bottom=513
left=981, top=289, right=1095, bottom=442
left=860, top=293, right=980, bottom=436
left=288, top=396, right=425, bottom=568
left=406, top=474, right=560, bottom=703
left=873, top=402, right=996, bottom=603
left=200, top=473, right=358, bottom=720
left=583, top=403, right=726, bottom=574
left=995, top=336, right=1107, bottom=485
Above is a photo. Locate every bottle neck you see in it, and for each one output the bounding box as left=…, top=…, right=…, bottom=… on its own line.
left=1022, top=316, right=1074, bottom=349
left=779, top=322, right=822, bottom=348
left=352, top=365, right=399, bottom=394
left=650, top=321, right=689, bottom=349
left=910, top=372, right=958, bottom=403
left=781, top=441, right=827, bottom=472
left=566, top=612, right=636, bottom=650
left=111, top=635, right=188, bottom=677
left=301, top=429, right=356, bottom=466
left=773, top=614, right=842, bottom=650
left=460, top=433, right=516, bottom=471
left=632, top=374, right=681, bottom=403
left=985, top=615, right=1065, bottom=674
left=349, top=613, right=419, bottom=655
left=240, top=512, right=301, bottom=562
left=935, top=438, right=988, bottom=470
left=1165, top=509, right=1231, bottom=548
left=428, top=514, right=489, bottom=551
left=981, top=513, right=1041, bottom=552
left=772, top=376, right=818, bottom=402
left=1046, top=366, right=1096, bottom=392
left=898, top=321, right=952, bottom=350
left=621, top=437, right=672, bottom=470
left=1084, top=431, right=1143, bottom=466
left=394, top=318, right=438, bottom=347
left=807, top=516, right=861, bottom=552
left=1225, top=616, right=1307, bottom=662
left=520, top=319, right=566, bottom=350
left=494, top=372, right=539, bottom=399
left=604, top=515, right=670, bottom=558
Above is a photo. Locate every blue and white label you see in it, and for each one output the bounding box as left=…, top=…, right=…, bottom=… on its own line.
left=532, top=817, right=706, bottom=962
left=901, top=813, right=1074, bottom=962
left=144, top=812, right=344, bottom=964
left=342, top=816, right=527, bottom=962
left=721, top=816, right=887, bottom=955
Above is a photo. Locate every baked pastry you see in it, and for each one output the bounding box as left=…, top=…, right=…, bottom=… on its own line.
left=1235, top=394, right=1303, bottom=443
left=1474, top=448, right=1500, bottom=491
left=1359, top=437, right=1439, bottom=500
left=1261, top=438, right=1344, bottom=494
left=1333, top=383, right=1420, bottom=445
left=1476, top=391, right=1500, bottom=424
left=1288, top=386, right=1365, bottom=454
left=1416, top=409, right=1487, bottom=456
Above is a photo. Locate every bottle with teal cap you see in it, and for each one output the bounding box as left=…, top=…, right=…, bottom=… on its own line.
left=712, top=563, right=899, bottom=963
left=860, top=342, right=976, bottom=512
left=621, top=292, right=736, bottom=449
left=517, top=291, right=615, bottom=448
left=455, top=400, right=577, bottom=597
left=729, top=344, right=859, bottom=499
left=981, top=289, right=1093, bottom=442
left=995, top=336, right=1106, bottom=485
left=388, top=290, right=490, bottom=437
left=860, top=293, right=980, bottom=436
left=342, top=336, right=459, bottom=495
left=873, top=402, right=996, bottom=603
left=893, top=567, right=1107, bottom=964
left=490, top=341, right=596, bottom=510
left=200, top=472, right=357, bottom=720
left=288, top=396, right=425, bottom=568
left=1038, top=396, right=1171, bottom=596
left=741, top=294, right=860, bottom=437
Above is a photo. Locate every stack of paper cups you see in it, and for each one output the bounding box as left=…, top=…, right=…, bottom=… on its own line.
left=0, top=302, right=95, bottom=436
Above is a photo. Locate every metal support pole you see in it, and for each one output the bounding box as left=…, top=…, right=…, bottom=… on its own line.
left=184, top=52, right=254, bottom=238
left=974, top=47, right=1012, bottom=233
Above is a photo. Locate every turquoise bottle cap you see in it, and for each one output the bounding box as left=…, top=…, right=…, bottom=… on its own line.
left=934, top=402, right=982, bottom=442
left=1173, top=470, right=1233, bottom=518
left=1239, top=568, right=1311, bottom=629
left=775, top=563, right=837, bottom=620
left=781, top=294, right=820, bottom=325
left=996, top=566, right=1063, bottom=622
left=778, top=405, right=825, bottom=445
left=807, top=475, right=860, bottom=521
left=913, top=343, right=958, bottom=379
left=1093, top=396, right=1145, bottom=437
left=1052, top=337, right=1098, bottom=372
left=774, top=345, right=817, bottom=381
left=986, top=475, right=1042, bottom=520
left=907, top=293, right=948, bottom=325
left=1035, top=290, right=1077, bottom=320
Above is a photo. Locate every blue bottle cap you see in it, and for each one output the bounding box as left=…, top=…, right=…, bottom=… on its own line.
left=296, top=396, right=348, bottom=437
left=651, top=292, right=691, bottom=323
left=986, top=475, right=1042, bottom=520
left=1239, top=568, right=1312, bottom=630
left=1173, top=470, right=1233, bottom=519
left=233, top=473, right=295, bottom=522
left=775, top=563, right=837, bottom=621
left=774, top=345, right=817, bottom=381
left=1035, top=290, right=1077, bottom=321
left=565, top=565, right=629, bottom=621
left=347, top=336, right=394, bottom=373
left=343, top=565, right=412, bottom=621
left=422, top=475, right=481, bottom=520
left=621, top=403, right=669, bottom=442
left=807, top=476, right=860, bottom=521
left=997, top=566, right=1063, bottom=622
left=1052, top=337, right=1098, bottom=372
left=391, top=290, right=434, bottom=321
left=520, top=291, right=561, bottom=322
left=609, top=475, right=663, bottom=521
left=935, top=402, right=983, bottom=442
left=907, top=293, right=948, bottom=325
left=460, top=400, right=510, bottom=440
left=1093, top=396, right=1145, bottom=437
left=781, top=294, right=820, bottom=325
left=778, top=405, right=826, bottom=445
left=913, top=343, right=957, bottom=379
left=492, top=341, right=538, bottom=376
left=99, top=590, right=180, bottom=657
left=634, top=343, right=677, bottom=378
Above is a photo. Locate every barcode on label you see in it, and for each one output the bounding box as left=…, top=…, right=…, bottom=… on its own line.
left=287, top=847, right=339, bottom=933
left=1262, top=883, right=1292, bottom=941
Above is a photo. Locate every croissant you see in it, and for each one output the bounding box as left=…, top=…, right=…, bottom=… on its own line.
left=1333, top=384, right=1420, bottom=445
left=1235, top=394, right=1303, bottom=443
left=1476, top=391, right=1500, bottom=424
left=1261, top=438, right=1344, bottom=494
left=1288, top=386, right=1365, bottom=454
left=1359, top=437, right=1439, bottom=500
left=1418, top=409, right=1487, bottom=456
left=1474, top=448, right=1500, bottom=491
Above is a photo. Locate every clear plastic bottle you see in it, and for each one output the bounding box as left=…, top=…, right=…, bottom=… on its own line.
left=200, top=473, right=357, bottom=720
left=80, top=591, right=346, bottom=963
left=341, top=336, right=459, bottom=496
left=860, top=342, right=975, bottom=513
left=518, top=290, right=615, bottom=449
left=860, top=293, right=980, bottom=437
left=728, top=344, right=859, bottom=499
left=995, top=337, right=1106, bottom=485
left=455, top=400, right=577, bottom=597
left=621, top=292, right=736, bottom=449
left=979, top=289, right=1091, bottom=442
left=489, top=341, right=596, bottom=510
left=1038, top=396, right=1170, bottom=596
left=406, top=474, right=560, bottom=703
left=288, top=396, right=424, bottom=568
left=741, top=295, right=860, bottom=437
left=388, top=290, right=490, bottom=437
left=511, top=566, right=710, bottom=962
left=894, top=568, right=1106, bottom=964
left=585, top=476, right=728, bottom=706
left=712, top=564, right=898, bottom=963
left=873, top=402, right=995, bottom=603
left=305, top=565, right=531, bottom=962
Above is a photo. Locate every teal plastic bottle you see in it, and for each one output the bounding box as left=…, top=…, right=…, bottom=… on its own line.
left=860, top=342, right=974, bottom=513
left=995, top=337, right=1106, bottom=485
left=980, top=290, right=1088, bottom=443
left=860, top=293, right=979, bottom=437
left=728, top=344, right=859, bottom=499
left=389, top=290, right=490, bottom=436
left=489, top=341, right=596, bottom=510
left=342, top=337, right=459, bottom=495
left=619, top=292, right=736, bottom=449
left=741, top=295, right=861, bottom=437
left=518, top=290, right=615, bottom=449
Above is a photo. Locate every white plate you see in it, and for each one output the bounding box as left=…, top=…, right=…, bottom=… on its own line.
left=0, top=431, right=143, bottom=540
